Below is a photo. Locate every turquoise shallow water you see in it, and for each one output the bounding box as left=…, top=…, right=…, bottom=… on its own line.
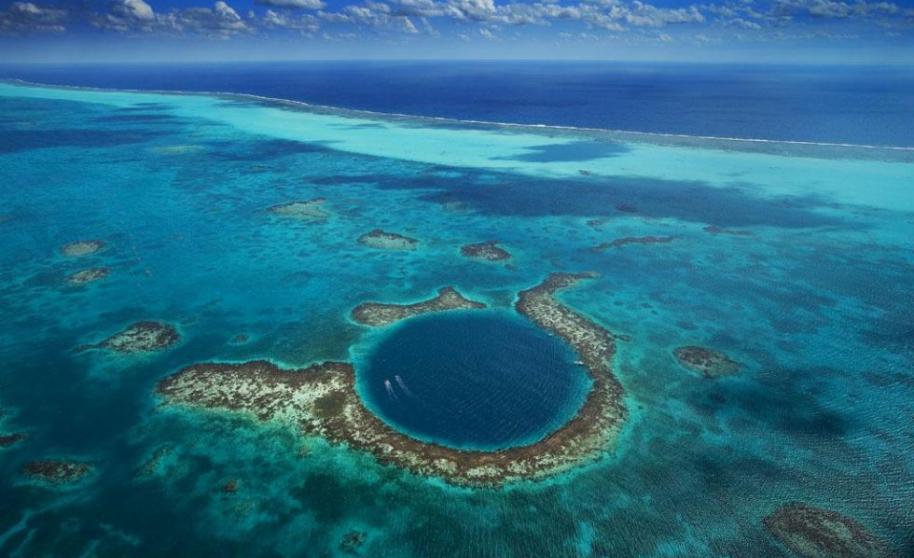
left=0, top=81, right=913, bottom=557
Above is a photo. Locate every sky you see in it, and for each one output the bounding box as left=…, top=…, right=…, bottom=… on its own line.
left=0, top=0, right=912, bottom=63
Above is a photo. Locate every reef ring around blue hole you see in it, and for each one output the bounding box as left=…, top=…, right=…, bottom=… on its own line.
left=358, top=311, right=592, bottom=451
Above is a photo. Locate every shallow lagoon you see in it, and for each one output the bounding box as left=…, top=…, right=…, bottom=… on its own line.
left=0, top=81, right=912, bottom=557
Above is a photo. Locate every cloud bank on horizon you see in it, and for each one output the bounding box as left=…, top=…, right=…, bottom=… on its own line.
left=1, top=0, right=912, bottom=61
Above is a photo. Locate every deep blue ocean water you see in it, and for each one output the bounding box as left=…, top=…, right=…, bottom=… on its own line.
left=361, top=312, right=588, bottom=450
left=2, top=62, right=913, bottom=146
left=0, top=68, right=912, bottom=557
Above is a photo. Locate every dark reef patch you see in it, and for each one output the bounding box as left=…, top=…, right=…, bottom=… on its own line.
left=220, top=479, right=239, bottom=494
left=340, top=530, right=367, bottom=554
left=95, top=113, right=179, bottom=123
left=23, top=460, right=94, bottom=485
left=119, top=102, right=171, bottom=111
left=717, top=367, right=852, bottom=440
left=67, top=267, right=110, bottom=285
left=268, top=198, right=330, bottom=221
left=206, top=138, right=331, bottom=162
left=764, top=502, right=894, bottom=558
left=592, top=235, right=677, bottom=251
left=674, top=346, right=741, bottom=378
left=135, top=444, right=174, bottom=479
left=79, top=321, right=179, bottom=353
left=61, top=240, right=106, bottom=257
left=0, top=129, right=164, bottom=154
left=492, top=140, right=628, bottom=163
left=357, top=229, right=418, bottom=251
left=704, top=225, right=753, bottom=236
left=416, top=175, right=846, bottom=228
left=461, top=240, right=512, bottom=261
left=0, top=432, right=27, bottom=448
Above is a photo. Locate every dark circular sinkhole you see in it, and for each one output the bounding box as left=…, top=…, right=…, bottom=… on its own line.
left=358, top=312, right=591, bottom=451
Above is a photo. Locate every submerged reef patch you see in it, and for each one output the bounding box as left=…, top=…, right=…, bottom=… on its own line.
left=157, top=273, right=626, bottom=486
left=764, top=502, right=894, bottom=558
left=703, top=225, right=753, bottom=236
left=268, top=199, right=329, bottom=221
left=592, top=236, right=677, bottom=252
left=460, top=240, right=511, bottom=261
left=134, top=444, right=175, bottom=479
left=67, top=267, right=110, bottom=285
left=339, top=530, right=367, bottom=555
left=23, top=460, right=94, bottom=485
left=351, top=287, right=485, bottom=326
left=81, top=321, right=179, bottom=353
left=357, top=229, right=418, bottom=251
left=674, top=346, right=741, bottom=378
left=61, top=240, right=106, bottom=257
left=0, top=432, right=27, bottom=448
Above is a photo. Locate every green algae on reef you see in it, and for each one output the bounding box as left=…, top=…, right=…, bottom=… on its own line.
left=351, top=287, right=486, bottom=327
left=764, top=502, right=895, bottom=558
left=156, top=274, right=626, bottom=486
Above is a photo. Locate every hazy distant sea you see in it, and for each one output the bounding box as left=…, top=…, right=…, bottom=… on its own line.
left=2, top=61, right=913, bottom=146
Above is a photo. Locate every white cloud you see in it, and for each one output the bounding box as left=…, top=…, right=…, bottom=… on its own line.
left=262, top=8, right=320, bottom=31
left=257, top=0, right=327, bottom=10
left=166, top=1, right=250, bottom=36
left=0, top=2, right=67, bottom=34
left=400, top=15, right=420, bottom=32
left=93, top=0, right=252, bottom=36
left=774, top=0, right=901, bottom=18
left=14, top=0, right=914, bottom=43
left=318, top=0, right=432, bottom=34
left=622, top=2, right=705, bottom=27
left=95, top=0, right=156, bottom=32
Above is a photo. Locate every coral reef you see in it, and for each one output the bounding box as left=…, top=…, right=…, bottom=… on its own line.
left=0, top=432, right=26, bottom=448
left=592, top=236, right=677, bottom=252
left=23, top=460, right=93, bottom=484
left=461, top=241, right=511, bottom=261
left=357, top=229, right=418, bottom=250
left=67, top=267, right=110, bottom=285
left=135, top=444, right=174, bottom=479
left=704, top=225, right=752, bottom=236
left=61, top=240, right=105, bottom=257
left=764, top=502, right=894, bottom=558
left=268, top=199, right=329, bottom=221
left=674, top=346, right=741, bottom=378
left=157, top=273, right=626, bottom=486
left=351, top=287, right=485, bottom=326
left=340, top=530, right=367, bottom=554
left=81, top=321, right=179, bottom=353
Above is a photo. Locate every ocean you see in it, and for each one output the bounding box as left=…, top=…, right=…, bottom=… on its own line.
left=2, top=62, right=914, bottom=146
left=0, top=63, right=912, bottom=557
